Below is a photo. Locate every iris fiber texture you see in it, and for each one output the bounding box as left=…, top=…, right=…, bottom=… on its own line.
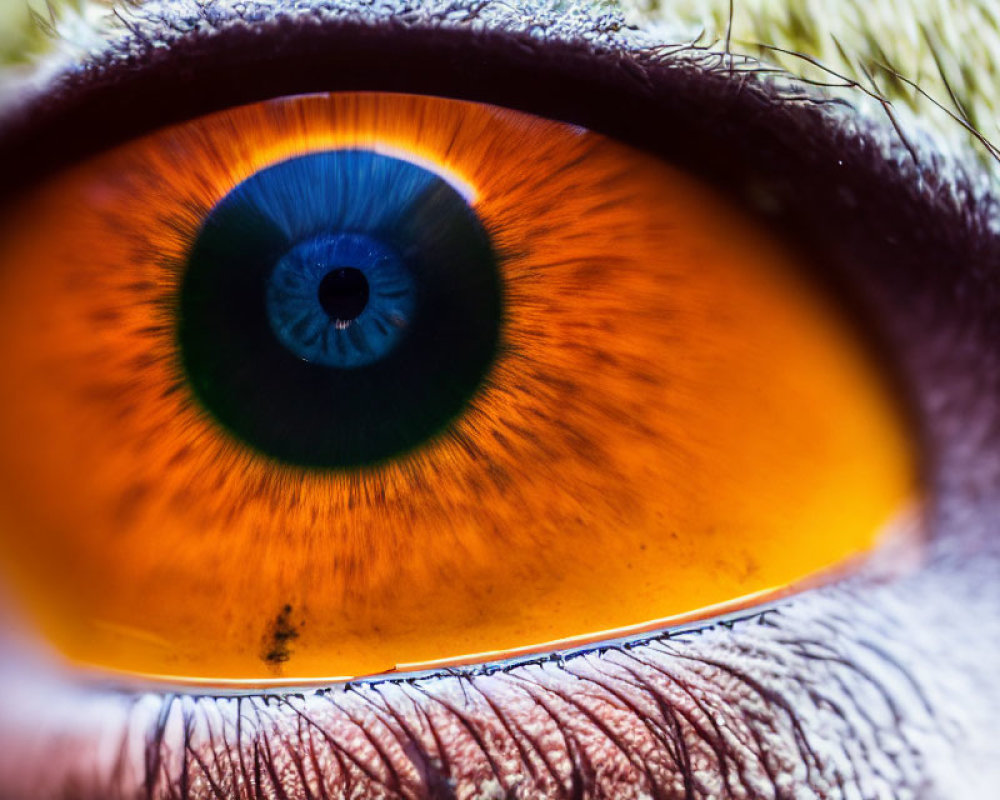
left=0, top=93, right=912, bottom=680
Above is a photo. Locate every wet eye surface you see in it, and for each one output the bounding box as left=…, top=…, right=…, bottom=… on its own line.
left=0, top=90, right=915, bottom=683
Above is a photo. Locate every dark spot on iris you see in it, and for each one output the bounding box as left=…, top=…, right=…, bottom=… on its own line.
left=318, top=267, right=369, bottom=322
left=262, top=604, right=300, bottom=665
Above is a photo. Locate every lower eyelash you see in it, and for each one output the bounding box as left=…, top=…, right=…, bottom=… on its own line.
left=5, top=585, right=951, bottom=800
left=3, top=571, right=981, bottom=800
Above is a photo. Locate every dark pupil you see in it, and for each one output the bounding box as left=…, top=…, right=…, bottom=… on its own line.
left=318, top=267, right=369, bottom=322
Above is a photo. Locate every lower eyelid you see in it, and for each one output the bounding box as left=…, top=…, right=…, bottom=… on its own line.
left=1, top=566, right=990, bottom=800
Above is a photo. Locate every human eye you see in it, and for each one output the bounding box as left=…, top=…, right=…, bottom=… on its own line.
left=0, top=1, right=997, bottom=798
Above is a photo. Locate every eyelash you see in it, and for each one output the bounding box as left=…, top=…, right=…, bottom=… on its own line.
left=1, top=3, right=999, bottom=798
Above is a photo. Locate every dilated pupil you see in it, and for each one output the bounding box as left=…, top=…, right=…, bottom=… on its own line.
left=318, top=267, right=369, bottom=322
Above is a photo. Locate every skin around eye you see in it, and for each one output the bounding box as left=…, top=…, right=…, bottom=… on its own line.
left=0, top=91, right=915, bottom=684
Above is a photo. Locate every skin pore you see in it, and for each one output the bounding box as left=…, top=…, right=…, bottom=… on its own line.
left=0, top=0, right=999, bottom=798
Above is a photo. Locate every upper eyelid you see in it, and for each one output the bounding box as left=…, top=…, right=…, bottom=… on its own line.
left=0, top=0, right=930, bottom=160
left=1, top=0, right=994, bottom=219
left=0, top=0, right=991, bottom=251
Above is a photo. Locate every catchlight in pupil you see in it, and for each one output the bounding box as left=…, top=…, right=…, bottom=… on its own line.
left=266, top=231, right=419, bottom=369
left=0, top=92, right=916, bottom=684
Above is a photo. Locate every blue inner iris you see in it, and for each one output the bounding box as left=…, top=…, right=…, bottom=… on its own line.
left=178, top=149, right=502, bottom=468
left=267, top=233, right=417, bottom=368
left=235, top=150, right=440, bottom=367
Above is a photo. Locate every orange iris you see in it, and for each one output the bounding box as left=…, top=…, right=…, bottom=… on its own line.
left=0, top=92, right=915, bottom=684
